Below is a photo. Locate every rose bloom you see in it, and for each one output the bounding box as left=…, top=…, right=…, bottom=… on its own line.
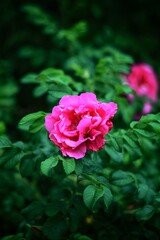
left=125, top=63, right=158, bottom=102
left=45, top=93, right=117, bottom=159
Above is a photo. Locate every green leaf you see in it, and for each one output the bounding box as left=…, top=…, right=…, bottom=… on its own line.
left=19, top=111, right=46, bottom=125
left=105, top=146, right=123, bottom=163
left=0, top=121, right=6, bottom=134
left=19, top=111, right=46, bottom=132
left=123, top=134, right=139, bottom=149
left=5, top=151, right=24, bottom=168
left=33, top=84, right=48, bottom=97
left=45, top=205, right=59, bottom=217
left=103, top=187, right=113, bottom=208
left=1, top=234, right=24, bottom=240
left=155, top=193, right=160, bottom=203
left=41, top=156, right=59, bottom=176
left=21, top=73, right=37, bottom=83
left=115, top=84, right=133, bottom=94
left=140, top=113, right=160, bottom=123
left=45, top=201, right=67, bottom=217
left=148, top=122, right=160, bottom=136
left=0, top=136, right=12, bottom=148
left=39, top=68, right=64, bottom=78
left=73, top=233, right=92, bottom=240
left=20, top=156, right=36, bottom=177
left=83, top=185, right=104, bottom=209
left=21, top=201, right=44, bottom=221
left=130, top=121, right=138, bottom=129
left=110, top=137, right=121, bottom=152
left=130, top=121, right=158, bottom=138
left=42, top=215, right=68, bottom=240
left=145, top=189, right=156, bottom=204
left=111, top=170, right=135, bottom=186
left=37, top=68, right=72, bottom=84
left=49, top=82, right=72, bottom=98
left=134, top=128, right=156, bottom=138
left=78, top=237, right=92, bottom=240
left=13, top=141, right=24, bottom=149
left=75, top=159, right=83, bottom=175
left=0, top=148, right=24, bottom=168
left=29, top=117, right=44, bottom=133
left=62, top=158, right=75, bottom=175
left=136, top=205, right=155, bottom=221
left=138, top=183, right=149, bottom=199
left=35, top=68, right=73, bottom=98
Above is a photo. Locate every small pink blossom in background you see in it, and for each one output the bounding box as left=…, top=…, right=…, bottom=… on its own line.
left=45, top=93, right=117, bottom=159
left=123, top=63, right=159, bottom=118
left=125, top=63, right=158, bottom=102
left=142, top=102, right=152, bottom=115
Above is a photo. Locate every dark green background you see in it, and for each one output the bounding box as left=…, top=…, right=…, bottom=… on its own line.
left=1, top=0, right=160, bottom=74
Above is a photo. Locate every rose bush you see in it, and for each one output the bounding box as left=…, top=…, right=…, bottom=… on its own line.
left=1, top=2, right=160, bottom=238
left=45, top=92, right=117, bottom=159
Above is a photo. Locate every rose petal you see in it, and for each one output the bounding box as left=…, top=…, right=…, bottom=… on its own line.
left=62, top=143, right=87, bottom=159
left=87, top=135, right=105, bottom=151
left=45, top=114, right=54, bottom=133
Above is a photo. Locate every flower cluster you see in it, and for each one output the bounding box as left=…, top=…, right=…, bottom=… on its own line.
left=45, top=93, right=117, bottom=159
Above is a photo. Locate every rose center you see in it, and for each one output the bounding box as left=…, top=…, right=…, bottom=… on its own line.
left=138, top=76, right=146, bottom=86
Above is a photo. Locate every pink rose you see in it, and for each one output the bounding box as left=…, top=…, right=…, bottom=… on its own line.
left=45, top=93, right=117, bottom=159
left=125, top=63, right=158, bottom=102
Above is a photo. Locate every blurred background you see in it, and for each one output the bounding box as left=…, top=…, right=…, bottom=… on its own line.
left=1, top=0, right=160, bottom=141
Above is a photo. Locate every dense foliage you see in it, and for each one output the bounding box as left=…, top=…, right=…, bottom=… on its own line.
left=1, top=1, right=160, bottom=239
